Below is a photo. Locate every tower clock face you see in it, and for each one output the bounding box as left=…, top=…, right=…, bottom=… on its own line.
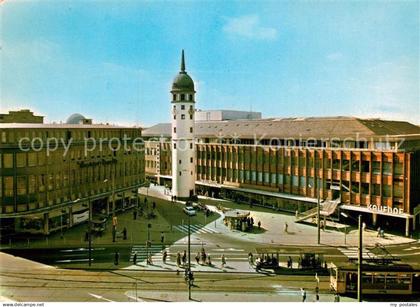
left=188, top=108, right=194, bottom=115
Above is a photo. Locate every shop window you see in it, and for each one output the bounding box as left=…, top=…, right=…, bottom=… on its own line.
left=393, top=183, right=403, bottom=198
left=292, top=175, right=299, bottom=187
left=271, top=173, right=277, bottom=184
left=299, top=176, right=306, bottom=186
left=333, top=159, right=340, bottom=170
left=278, top=174, right=284, bottom=185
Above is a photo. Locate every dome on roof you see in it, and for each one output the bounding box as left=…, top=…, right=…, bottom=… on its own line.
left=172, top=73, right=195, bottom=92
left=171, top=50, right=195, bottom=93
left=66, top=113, right=86, bottom=124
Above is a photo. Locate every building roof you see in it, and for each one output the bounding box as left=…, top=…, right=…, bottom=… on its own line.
left=0, top=123, right=138, bottom=129
left=143, top=117, right=420, bottom=140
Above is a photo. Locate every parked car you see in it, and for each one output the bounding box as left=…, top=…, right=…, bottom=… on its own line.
left=183, top=206, right=196, bottom=216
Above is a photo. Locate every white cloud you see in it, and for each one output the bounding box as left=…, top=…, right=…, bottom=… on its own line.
left=223, top=15, right=278, bottom=41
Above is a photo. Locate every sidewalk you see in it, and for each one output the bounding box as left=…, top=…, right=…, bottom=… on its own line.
left=141, top=184, right=416, bottom=248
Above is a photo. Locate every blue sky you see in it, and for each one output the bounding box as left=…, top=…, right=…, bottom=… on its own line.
left=1, top=0, right=419, bottom=126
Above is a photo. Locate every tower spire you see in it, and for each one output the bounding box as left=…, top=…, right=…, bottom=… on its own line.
left=180, top=49, right=186, bottom=72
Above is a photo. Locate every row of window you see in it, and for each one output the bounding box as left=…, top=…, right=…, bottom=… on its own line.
left=196, top=168, right=404, bottom=198
left=196, top=152, right=404, bottom=176
left=172, top=93, right=194, bottom=102
left=0, top=165, right=145, bottom=197
left=173, top=127, right=194, bottom=134
left=0, top=130, right=140, bottom=144
left=0, top=150, right=143, bottom=169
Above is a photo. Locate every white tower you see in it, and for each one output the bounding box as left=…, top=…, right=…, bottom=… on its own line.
left=171, top=50, right=196, bottom=200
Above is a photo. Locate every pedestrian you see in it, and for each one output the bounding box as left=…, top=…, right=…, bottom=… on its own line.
left=248, top=252, right=254, bottom=265
left=163, top=251, right=168, bottom=264
left=258, top=221, right=261, bottom=229
left=176, top=252, right=181, bottom=267
left=207, top=254, right=212, bottom=266
left=315, top=293, right=319, bottom=302
left=201, top=250, right=207, bottom=264
left=160, top=232, right=165, bottom=244
left=377, top=227, right=381, bottom=237
left=133, top=252, right=137, bottom=265
left=301, top=288, right=306, bottom=302
left=133, top=210, right=137, bottom=220
left=112, top=227, right=116, bottom=243
left=147, top=254, right=153, bottom=265
left=195, top=252, right=200, bottom=264
left=114, top=250, right=120, bottom=265
left=123, top=227, right=127, bottom=240
left=334, top=293, right=340, bottom=302
left=284, top=222, right=288, bottom=233
left=182, top=250, right=187, bottom=265
left=221, top=254, right=226, bottom=268
left=362, top=222, right=366, bottom=232
left=288, top=256, right=293, bottom=268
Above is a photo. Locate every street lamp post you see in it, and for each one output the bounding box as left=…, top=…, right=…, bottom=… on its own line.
left=317, top=190, right=320, bottom=245
left=146, top=223, right=152, bottom=264
left=357, top=214, right=363, bottom=302
left=340, top=212, right=348, bottom=245
left=188, top=207, right=192, bottom=300
left=88, top=198, right=92, bottom=267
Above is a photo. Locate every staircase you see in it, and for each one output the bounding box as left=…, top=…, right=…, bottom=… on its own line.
left=295, top=198, right=341, bottom=223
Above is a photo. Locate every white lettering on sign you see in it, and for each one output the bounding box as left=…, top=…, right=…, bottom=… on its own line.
left=367, top=204, right=404, bottom=215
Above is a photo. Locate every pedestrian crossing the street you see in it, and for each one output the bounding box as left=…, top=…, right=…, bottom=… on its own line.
left=338, top=247, right=376, bottom=260
left=129, top=245, right=168, bottom=262
left=128, top=245, right=250, bottom=264
left=172, top=224, right=219, bottom=235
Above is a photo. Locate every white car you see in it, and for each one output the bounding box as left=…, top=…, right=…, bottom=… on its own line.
left=183, top=206, right=196, bottom=216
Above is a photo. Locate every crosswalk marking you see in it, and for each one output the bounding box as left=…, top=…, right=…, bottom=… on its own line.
left=338, top=247, right=375, bottom=259
left=173, top=224, right=219, bottom=234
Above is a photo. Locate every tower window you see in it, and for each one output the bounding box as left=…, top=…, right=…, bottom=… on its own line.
left=190, top=127, right=193, bottom=133
left=174, top=143, right=176, bottom=149
left=173, top=105, right=176, bottom=111
left=180, top=94, right=185, bottom=100
left=173, top=127, right=176, bottom=133
left=174, top=115, right=176, bottom=120
left=181, top=114, right=185, bottom=120
left=190, top=157, right=193, bottom=163
left=181, top=105, right=185, bottom=110
left=190, top=143, right=193, bottom=149
left=179, top=172, right=182, bottom=176
left=173, top=94, right=176, bottom=101
left=179, top=159, right=182, bottom=164
left=190, top=114, right=193, bottom=120
left=189, top=105, right=193, bottom=111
